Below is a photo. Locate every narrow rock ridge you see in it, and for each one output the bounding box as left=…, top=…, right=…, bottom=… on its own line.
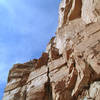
left=3, top=0, right=100, bottom=100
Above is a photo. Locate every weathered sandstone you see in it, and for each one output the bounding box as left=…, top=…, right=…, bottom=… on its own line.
left=3, top=0, right=100, bottom=100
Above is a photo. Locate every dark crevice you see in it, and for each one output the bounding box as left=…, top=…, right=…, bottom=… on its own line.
left=44, top=67, right=53, bottom=100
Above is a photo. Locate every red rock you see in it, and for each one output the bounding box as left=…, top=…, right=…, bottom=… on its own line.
left=3, top=0, right=100, bottom=100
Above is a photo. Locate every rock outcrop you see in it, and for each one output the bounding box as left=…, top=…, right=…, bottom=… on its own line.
left=3, top=0, right=100, bottom=100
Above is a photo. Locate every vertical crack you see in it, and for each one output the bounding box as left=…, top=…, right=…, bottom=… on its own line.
left=47, top=67, right=53, bottom=100
left=44, top=67, right=53, bottom=100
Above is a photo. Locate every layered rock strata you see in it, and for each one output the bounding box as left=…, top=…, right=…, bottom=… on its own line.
left=3, top=0, right=100, bottom=100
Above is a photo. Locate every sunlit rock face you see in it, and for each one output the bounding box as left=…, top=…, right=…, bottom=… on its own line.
left=58, top=0, right=100, bottom=28
left=3, top=0, right=100, bottom=100
left=77, top=81, right=100, bottom=100
left=58, top=0, right=82, bottom=28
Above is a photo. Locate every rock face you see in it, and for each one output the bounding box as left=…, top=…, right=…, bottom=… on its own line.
left=3, top=0, right=100, bottom=100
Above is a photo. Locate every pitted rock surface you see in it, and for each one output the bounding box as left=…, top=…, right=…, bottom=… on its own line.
left=3, top=0, right=100, bottom=100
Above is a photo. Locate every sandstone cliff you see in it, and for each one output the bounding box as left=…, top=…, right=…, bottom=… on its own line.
left=3, top=0, right=100, bottom=100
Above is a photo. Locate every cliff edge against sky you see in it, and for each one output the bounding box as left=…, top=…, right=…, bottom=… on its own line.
left=3, top=0, right=100, bottom=100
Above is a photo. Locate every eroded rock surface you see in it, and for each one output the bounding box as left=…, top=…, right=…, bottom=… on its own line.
left=3, top=0, right=100, bottom=100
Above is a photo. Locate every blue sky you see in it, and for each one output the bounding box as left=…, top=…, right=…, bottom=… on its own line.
left=0, top=0, right=60, bottom=99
